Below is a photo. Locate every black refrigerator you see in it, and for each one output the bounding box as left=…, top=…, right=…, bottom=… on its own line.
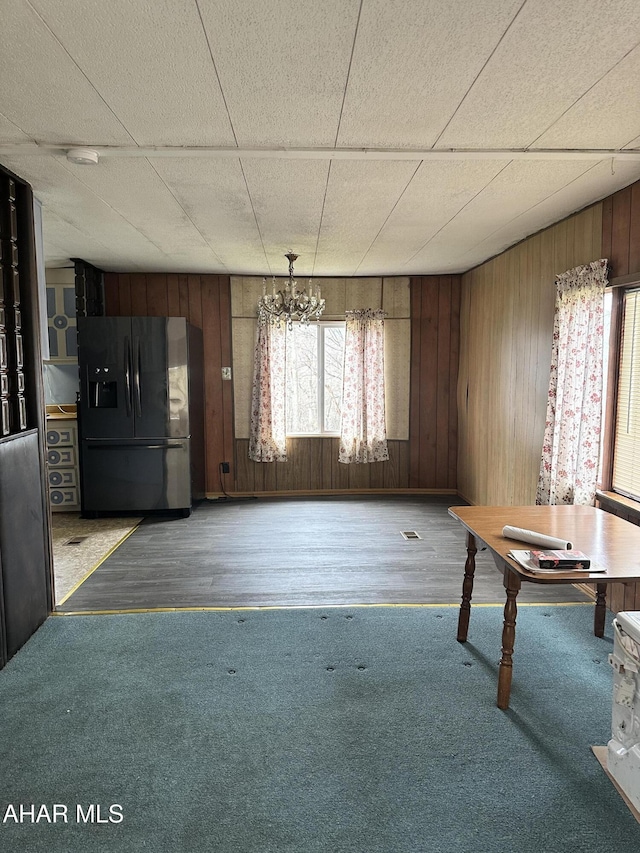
left=77, top=316, right=204, bottom=517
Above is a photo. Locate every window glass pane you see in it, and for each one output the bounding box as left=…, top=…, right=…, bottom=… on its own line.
left=285, top=324, right=319, bottom=434
left=323, top=326, right=345, bottom=432
left=613, top=290, right=640, bottom=500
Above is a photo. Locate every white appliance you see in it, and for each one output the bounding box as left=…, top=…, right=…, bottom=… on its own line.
left=608, top=610, right=640, bottom=811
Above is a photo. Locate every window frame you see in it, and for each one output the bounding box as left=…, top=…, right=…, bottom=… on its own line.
left=285, top=320, right=345, bottom=438
left=601, top=277, right=637, bottom=495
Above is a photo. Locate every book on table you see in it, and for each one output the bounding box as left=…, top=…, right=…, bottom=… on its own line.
left=508, top=550, right=603, bottom=573
left=530, top=549, right=591, bottom=569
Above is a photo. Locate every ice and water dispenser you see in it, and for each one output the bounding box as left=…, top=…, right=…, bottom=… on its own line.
left=88, top=365, right=118, bottom=408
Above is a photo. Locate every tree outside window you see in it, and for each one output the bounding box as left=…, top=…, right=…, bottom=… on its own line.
left=285, top=323, right=345, bottom=436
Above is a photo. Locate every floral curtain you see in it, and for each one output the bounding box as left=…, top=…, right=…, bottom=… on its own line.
left=339, top=309, right=389, bottom=464
left=536, top=258, right=608, bottom=506
left=248, top=321, right=287, bottom=462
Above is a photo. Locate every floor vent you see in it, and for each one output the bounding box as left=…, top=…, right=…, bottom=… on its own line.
left=401, top=531, right=422, bottom=540
left=64, top=536, right=88, bottom=546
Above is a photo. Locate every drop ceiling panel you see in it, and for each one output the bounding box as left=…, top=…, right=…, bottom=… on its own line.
left=534, top=45, right=640, bottom=149
left=0, top=114, right=32, bottom=144
left=438, top=0, right=640, bottom=148
left=5, top=152, right=233, bottom=271
left=58, top=157, right=227, bottom=260
left=313, top=160, right=421, bottom=276
left=0, top=153, right=192, bottom=270
left=411, top=161, right=640, bottom=274
left=28, top=0, right=236, bottom=146
left=41, top=209, right=142, bottom=272
left=356, top=161, right=510, bottom=275
left=403, top=160, right=603, bottom=272
left=197, top=0, right=360, bottom=146
left=0, top=0, right=134, bottom=144
left=337, top=0, right=523, bottom=148
left=1, top=0, right=640, bottom=277
left=240, top=158, right=330, bottom=275
left=455, top=160, right=640, bottom=270
left=151, top=158, right=265, bottom=273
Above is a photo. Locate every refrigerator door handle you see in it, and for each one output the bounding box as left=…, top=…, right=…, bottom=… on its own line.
left=133, top=337, right=142, bottom=417
left=124, top=336, right=133, bottom=416
left=85, top=441, right=186, bottom=450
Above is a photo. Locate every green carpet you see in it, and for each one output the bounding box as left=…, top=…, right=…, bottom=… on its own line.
left=0, top=605, right=637, bottom=852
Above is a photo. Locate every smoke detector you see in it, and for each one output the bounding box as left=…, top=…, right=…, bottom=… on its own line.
left=66, top=147, right=100, bottom=165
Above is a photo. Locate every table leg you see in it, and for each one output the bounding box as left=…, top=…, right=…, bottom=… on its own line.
left=457, top=532, right=477, bottom=643
left=594, top=583, right=607, bottom=638
left=497, top=568, right=521, bottom=710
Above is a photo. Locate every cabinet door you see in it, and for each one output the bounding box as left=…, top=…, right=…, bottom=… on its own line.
left=0, top=432, right=49, bottom=660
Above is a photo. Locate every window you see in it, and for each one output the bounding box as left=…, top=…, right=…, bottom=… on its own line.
left=285, top=322, right=345, bottom=435
left=612, top=288, right=640, bottom=499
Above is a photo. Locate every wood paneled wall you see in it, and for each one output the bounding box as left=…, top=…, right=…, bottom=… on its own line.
left=106, top=272, right=462, bottom=495
left=602, top=181, right=640, bottom=277
left=409, top=276, right=460, bottom=490
left=104, top=273, right=234, bottom=494
left=235, top=438, right=410, bottom=492
left=457, top=204, right=603, bottom=506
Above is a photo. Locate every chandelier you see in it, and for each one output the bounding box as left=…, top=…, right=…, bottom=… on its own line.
left=258, top=252, right=325, bottom=328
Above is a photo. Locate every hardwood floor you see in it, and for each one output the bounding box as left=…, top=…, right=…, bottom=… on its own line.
left=57, top=496, right=591, bottom=612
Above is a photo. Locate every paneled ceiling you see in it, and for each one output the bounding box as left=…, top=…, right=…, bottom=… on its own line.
left=1, top=0, right=640, bottom=277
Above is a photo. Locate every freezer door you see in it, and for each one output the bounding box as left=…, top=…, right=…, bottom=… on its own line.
left=132, top=317, right=190, bottom=439
left=80, top=439, right=191, bottom=512
left=78, top=317, right=134, bottom=439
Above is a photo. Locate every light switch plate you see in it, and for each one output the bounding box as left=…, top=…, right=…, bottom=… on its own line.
left=221, top=367, right=232, bottom=380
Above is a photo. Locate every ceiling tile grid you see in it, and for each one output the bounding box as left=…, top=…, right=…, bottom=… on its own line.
left=532, top=44, right=640, bottom=149
left=240, top=158, right=330, bottom=275
left=455, top=160, right=640, bottom=269
left=0, top=0, right=135, bottom=145
left=27, top=0, right=236, bottom=146
left=336, top=0, right=524, bottom=148
left=437, top=0, right=640, bottom=148
left=0, top=153, right=207, bottom=270
left=1, top=0, right=640, bottom=275
left=403, top=160, right=604, bottom=271
left=355, top=160, right=511, bottom=274
left=312, top=159, right=422, bottom=276
left=197, top=0, right=361, bottom=147
left=150, top=157, right=265, bottom=272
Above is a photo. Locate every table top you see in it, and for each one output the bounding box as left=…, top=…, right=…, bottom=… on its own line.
left=448, top=505, right=640, bottom=584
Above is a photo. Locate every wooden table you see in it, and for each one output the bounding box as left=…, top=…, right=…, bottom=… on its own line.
left=448, top=505, right=640, bottom=709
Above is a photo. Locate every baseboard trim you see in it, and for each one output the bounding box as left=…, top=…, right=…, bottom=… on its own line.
left=205, top=488, right=459, bottom=499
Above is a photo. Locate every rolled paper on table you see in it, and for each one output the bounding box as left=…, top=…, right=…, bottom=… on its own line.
left=502, top=525, right=572, bottom=550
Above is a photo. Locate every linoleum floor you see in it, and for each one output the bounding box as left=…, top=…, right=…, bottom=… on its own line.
left=58, top=497, right=591, bottom=612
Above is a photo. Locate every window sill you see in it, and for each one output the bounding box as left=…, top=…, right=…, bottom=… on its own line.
left=596, top=490, right=640, bottom=523
left=286, top=434, right=341, bottom=439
